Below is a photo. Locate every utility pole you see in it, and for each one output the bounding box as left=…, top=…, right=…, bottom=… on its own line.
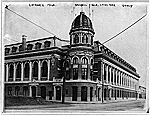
left=62, top=57, right=69, bottom=104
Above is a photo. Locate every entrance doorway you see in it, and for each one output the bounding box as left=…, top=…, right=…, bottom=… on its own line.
left=31, top=86, right=36, bottom=98
left=72, top=86, right=78, bottom=101
left=41, top=86, right=46, bottom=99
left=56, top=86, right=61, bottom=100
left=81, top=86, right=87, bottom=101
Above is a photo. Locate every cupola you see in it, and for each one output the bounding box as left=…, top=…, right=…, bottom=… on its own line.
left=69, top=12, right=95, bottom=46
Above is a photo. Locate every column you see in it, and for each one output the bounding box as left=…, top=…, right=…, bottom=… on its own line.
left=38, top=60, right=41, bottom=81
left=13, top=63, right=16, bottom=81
left=78, top=64, right=82, bottom=80
left=122, top=73, right=124, bottom=86
left=102, top=62, right=104, bottom=82
left=29, top=61, right=32, bottom=81
left=87, top=87, right=90, bottom=101
left=106, top=65, right=108, bottom=83
left=6, top=64, right=9, bottom=82
left=118, top=71, right=120, bottom=86
left=47, top=59, right=50, bottom=81
left=21, top=62, right=24, bottom=81
left=53, top=86, right=56, bottom=100
left=29, top=86, right=32, bottom=97
left=77, top=86, right=81, bottom=101
left=109, top=66, right=111, bottom=84
left=120, top=72, right=122, bottom=86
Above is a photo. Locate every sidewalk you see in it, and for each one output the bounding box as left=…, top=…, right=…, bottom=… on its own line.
left=5, top=99, right=143, bottom=109
left=50, top=98, right=140, bottom=104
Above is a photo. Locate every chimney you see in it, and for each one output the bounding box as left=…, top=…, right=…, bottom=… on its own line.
left=22, top=35, right=27, bottom=51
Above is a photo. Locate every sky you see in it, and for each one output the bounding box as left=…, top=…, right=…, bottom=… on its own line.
left=2, top=2, right=148, bottom=87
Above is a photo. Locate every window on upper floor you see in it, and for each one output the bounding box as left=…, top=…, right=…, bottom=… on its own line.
left=104, top=65, right=107, bottom=81
left=82, top=57, right=88, bottom=65
left=32, top=62, right=38, bottom=78
left=16, top=63, right=21, bottom=81
left=9, top=64, right=14, bottom=81
left=41, top=61, right=48, bottom=78
left=24, top=63, right=29, bottom=80
left=73, top=57, right=78, bottom=64
left=73, top=68, right=78, bottom=80
left=82, top=68, right=88, bottom=80
left=82, top=34, right=88, bottom=43
left=73, top=34, right=79, bottom=44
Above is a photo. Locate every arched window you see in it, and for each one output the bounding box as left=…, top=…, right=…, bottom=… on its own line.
left=32, top=62, right=38, bottom=79
left=9, top=64, right=14, bottom=81
left=73, top=57, right=78, bottom=64
left=82, top=34, right=88, bottom=43
left=24, top=63, right=29, bottom=80
left=23, top=86, right=28, bottom=96
left=8, top=86, right=12, bottom=95
left=73, top=34, right=79, bottom=43
left=15, top=86, right=20, bottom=96
left=4, top=65, right=6, bottom=82
left=16, top=63, right=21, bottom=81
left=82, top=57, right=88, bottom=65
left=41, top=61, right=48, bottom=77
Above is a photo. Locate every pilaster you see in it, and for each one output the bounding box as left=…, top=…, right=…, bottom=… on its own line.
left=13, top=63, right=16, bottom=81
left=47, top=59, right=50, bottom=81
left=21, top=62, right=24, bottom=81
left=29, top=61, right=32, bottom=81
left=6, top=64, right=9, bottom=82
left=78, top=64, right=82, bottom=80
left=38, top=60, right=41, bottom=81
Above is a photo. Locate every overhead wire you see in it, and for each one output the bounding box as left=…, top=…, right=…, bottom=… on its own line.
left=102, top=14, right=147, bottom=44
left=5, top=5, right=69, bottom=43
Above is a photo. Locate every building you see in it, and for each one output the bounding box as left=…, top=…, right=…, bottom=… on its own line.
left=139, top=86, right=146, bottom=99
left=4, top=11, right=140, bottom=102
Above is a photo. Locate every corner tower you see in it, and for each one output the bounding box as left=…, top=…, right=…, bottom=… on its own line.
left=68, top=11, right=95, bottom=83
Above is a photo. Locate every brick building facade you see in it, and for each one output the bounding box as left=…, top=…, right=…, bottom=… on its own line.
left=4, top=12, right=140, bottom=102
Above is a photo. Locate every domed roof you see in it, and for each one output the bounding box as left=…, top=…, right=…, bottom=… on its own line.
left=69, top=12, right=95, bottom=34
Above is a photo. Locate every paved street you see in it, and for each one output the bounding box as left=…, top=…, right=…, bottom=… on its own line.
left=3, top=99, right=147, bottom=114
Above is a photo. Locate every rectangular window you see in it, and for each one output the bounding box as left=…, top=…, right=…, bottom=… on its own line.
left=73, top=68, right=78, bottom=80
left=82, top=68, right=88, bottom=80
